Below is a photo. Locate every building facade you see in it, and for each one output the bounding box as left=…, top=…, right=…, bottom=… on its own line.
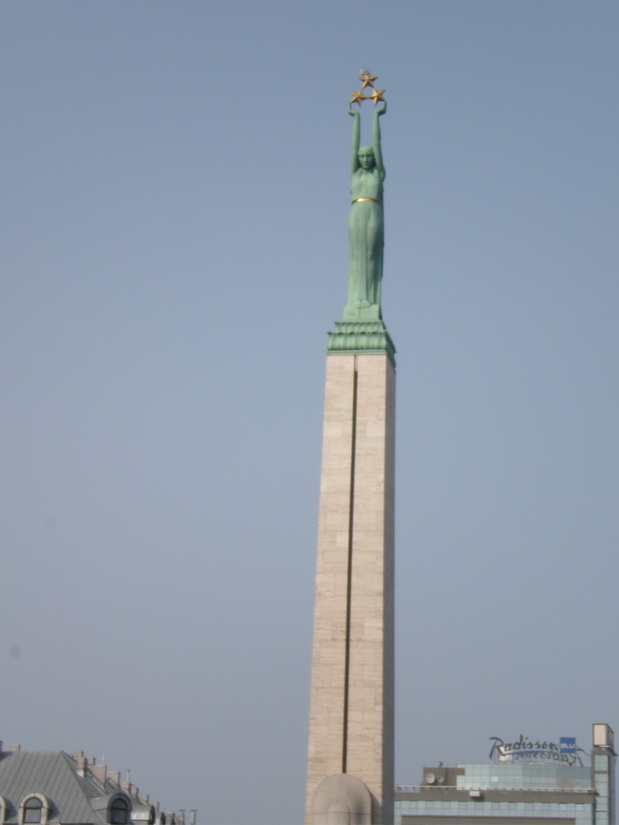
left=396, top=725, right=615, bottom=825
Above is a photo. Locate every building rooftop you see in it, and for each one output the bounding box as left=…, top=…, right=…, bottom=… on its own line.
left=0, top=743, right=191, bottom=825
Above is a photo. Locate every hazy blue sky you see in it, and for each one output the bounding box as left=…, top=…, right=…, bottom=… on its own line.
left=2, top=2, right=618, bottom=823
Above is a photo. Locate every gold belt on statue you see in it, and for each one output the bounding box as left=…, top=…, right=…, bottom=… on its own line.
left=352, top=197, right=379, bottom=203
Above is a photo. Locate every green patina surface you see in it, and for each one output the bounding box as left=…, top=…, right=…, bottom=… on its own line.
left=327, top=320, right=396, bottom=365
left=328, top=94, right=396, bottom=365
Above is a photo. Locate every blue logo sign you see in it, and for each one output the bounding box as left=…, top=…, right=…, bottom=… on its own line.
left=489, top=736, right=584, bottom=766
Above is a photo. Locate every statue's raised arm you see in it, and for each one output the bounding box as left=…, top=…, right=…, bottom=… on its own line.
left=349, top=106, right=361, bottom=176
left=372, top=101, right=387, bottom=176
left=344, top=72, right=387, bottom=322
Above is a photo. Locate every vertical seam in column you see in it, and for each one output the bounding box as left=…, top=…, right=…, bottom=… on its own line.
left=342, top=362, right=358, bottom=774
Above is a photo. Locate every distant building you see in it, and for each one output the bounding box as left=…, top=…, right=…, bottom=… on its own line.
left=0, top=742, right=192, bottom=825
left=396, top=724, right=615, bottom=825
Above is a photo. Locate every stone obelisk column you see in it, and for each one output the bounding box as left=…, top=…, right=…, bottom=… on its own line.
left=305, top=72, right=395, bottom=825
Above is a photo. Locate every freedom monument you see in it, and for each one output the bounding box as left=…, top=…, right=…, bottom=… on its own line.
left=305, top=71, right=395, bottom=825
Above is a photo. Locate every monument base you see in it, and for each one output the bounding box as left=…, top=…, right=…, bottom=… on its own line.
left=311, top=774, right=372, bottom=825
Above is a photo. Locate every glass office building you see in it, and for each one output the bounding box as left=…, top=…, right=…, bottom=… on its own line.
left=396, top=725, right=615, bottom=825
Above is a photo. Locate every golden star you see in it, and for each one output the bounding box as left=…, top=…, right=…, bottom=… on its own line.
left=359, top=71, right=378, bottom=89
left=369, top=87, right=386, bottom=105
left=349, top=89, right=368, bottom=105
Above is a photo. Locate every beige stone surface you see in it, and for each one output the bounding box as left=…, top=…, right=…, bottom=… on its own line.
left=305, top=353, right=395, bottom=825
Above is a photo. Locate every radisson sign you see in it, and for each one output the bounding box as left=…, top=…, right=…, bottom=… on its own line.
left=489, top=736, right=585, bottom=766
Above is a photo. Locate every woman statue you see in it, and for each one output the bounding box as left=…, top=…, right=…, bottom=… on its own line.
left=346, top=100, right=387, bottom=317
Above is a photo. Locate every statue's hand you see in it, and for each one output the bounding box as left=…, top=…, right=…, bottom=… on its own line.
left=376, top=101, right=387, bottom=116
left=348, top=105, right=359, bottom=117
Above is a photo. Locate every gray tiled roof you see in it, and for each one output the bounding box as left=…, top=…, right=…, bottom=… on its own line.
left=0, top=751, right=140, bottom=825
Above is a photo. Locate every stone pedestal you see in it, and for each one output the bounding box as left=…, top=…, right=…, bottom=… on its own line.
left=305, top=348, right=395, bottom=825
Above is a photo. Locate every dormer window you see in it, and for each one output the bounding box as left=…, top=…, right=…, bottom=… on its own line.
left=20, top=796, right=47, bottom=825
left=110, top=797, right=129, bottom=825
left=24, top=800, right=42, bottom=824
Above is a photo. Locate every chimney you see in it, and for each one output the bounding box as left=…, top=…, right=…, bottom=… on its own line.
left=9, top=744, right=20, bottom=753
left=190, top=811, right=197, bottom=825
left=108, top=771, right=120, bottom=786
left=92, top=764, right=107, bottom=783
left=76, top=756, right=87, bottom=777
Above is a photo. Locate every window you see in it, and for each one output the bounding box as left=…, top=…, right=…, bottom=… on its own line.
left=110, top=798, right=129, bottom=825
left=23, top=799, right=43, bottom=824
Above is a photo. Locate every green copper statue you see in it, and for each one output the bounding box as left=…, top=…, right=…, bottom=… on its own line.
left=327, top=71, right=395, bottom=363
left=344, top=71, right=387, bottom=321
